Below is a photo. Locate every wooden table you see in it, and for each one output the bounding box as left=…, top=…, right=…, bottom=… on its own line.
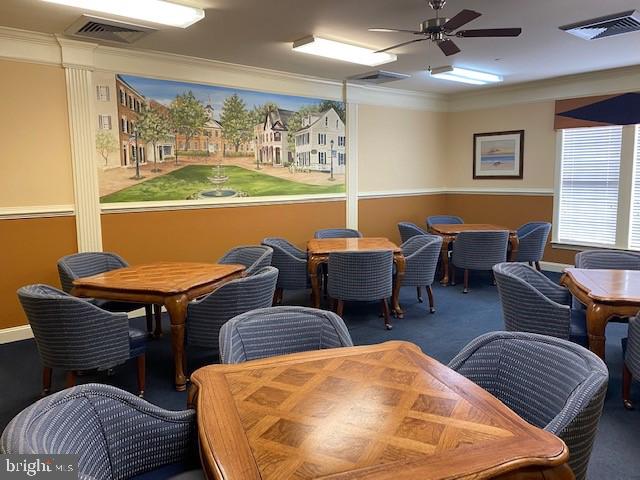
left=307, top=237, right=406, bottom=318
left=72, top=262, right=245, bottom=391
left=189, top=341, right=572, bottom=480
left=429, top=224, right=519, bottom=285
left=561, top=268, right=640, bottom=359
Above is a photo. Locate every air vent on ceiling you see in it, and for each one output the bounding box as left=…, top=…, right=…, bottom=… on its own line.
left=348, top=70, right=410, bottom=84
left=560, top=10, right=640, bottom=40
left=65, top=15, right=156, bottom=44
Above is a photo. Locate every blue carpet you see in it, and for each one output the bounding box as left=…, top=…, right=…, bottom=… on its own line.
left=1, top=271, right=638, bottom=479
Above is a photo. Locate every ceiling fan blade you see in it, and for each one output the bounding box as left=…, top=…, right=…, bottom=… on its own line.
left=437, top=39, right=461, bottom=56
left=369, top=28, right=422, bottom=34
left=456, top=28, right=522, bottom=37
left=442, top=9, right=482, bottom=32
left=375, top=38, right=427, bottom=53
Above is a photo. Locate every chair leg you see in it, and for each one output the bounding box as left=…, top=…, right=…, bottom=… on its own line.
left=416, top=286, right=423, bottom=303
left=42, top=367, right=52, bottom=396
left=623, top=363, right=633, bottom=410
left=528, top=261, right=533, bottom=267
left=137, top=354, right=146, bottom=398
left=153, top=304, right=163, bottom=337
left=336, top=299, right=344, bottom=317
left=145, top=305, right=153, bottom=334
left=381, top=299, right=392, bottom=330
left=450, top=265, right=456, bottom=286
left=463, top=270, right=469, bottom=294
left=535, top=261, right=541, bottom=272
left=272, top=287, right=283, bottom=306
left=65, top=371, right=77, bottom=388
left=491, top=271, right=496, bottom=286
left=427, top=286, right=435, bottom=314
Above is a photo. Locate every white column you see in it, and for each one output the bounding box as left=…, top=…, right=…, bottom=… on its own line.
left=344, top=82, right=358, bottom=229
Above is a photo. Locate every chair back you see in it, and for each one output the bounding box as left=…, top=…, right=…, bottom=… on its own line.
left=426, top=215, right=464, bottom=228
left=515, top=222, right=551, bottom=263
left=218, top=245, right=273, bottom=275
left=493, top=263, right=571, bottom=339
left=219, top=306, right=353, bottom=364
left=626, top=313, right=640, bottom=378
left=187, top=267, right=278, bottom=351
left=327, top=250, right=393, bottom=301
left=401, top=235, right=443, bottom=287
left=451, top=231, right=509, bottom=270
left=314, top=228, right=362, bottom=239
left=17, top=284, right=130, bottom=371
left=57, top=252, right=128, bottom=293
left=0, top=384, right=195, bottom=479
left=575, top=249, right=640, bottom=270
left=262, top=238, right=308, bottom=290
left=397, top=222, right=428, bottom=244
left=448, top=331, right=607, bottom=480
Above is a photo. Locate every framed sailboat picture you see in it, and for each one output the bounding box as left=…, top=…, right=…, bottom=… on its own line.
left=473, top=130, right=524, bottom=179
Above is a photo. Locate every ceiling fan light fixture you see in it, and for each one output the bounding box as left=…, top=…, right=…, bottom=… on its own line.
left=292, top=36, right=397, bottom=66
left=429, top=66, right=502, bottom=85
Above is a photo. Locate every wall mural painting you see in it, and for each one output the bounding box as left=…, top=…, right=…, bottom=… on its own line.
left=94, top=73, right=346, bottom=203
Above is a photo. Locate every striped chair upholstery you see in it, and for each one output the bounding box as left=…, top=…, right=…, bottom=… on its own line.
left=400, top=235, right=443, bottom=313
left=17, top=284, right=146, bottom=395
left=219, top=306, right=353, bottom=364
left=328, top=250, right=394, bottom=329
left=186, top=267, right=278, bottom=355
left=0, top=384, right=197, bottom=480
left=426, top=215, right=464, bottom=229
left=451, top=230, right=509, bottom=293
left=397, top=222, right=430, bottom=244
left=449, top=332, right=608, bottom=480
left=262, top=238, right=308, bottom=302
left=218, top=245, right=273, bottom=275
left=493, top=262, right=587, bottom=345
left=314, top=228, right=363, bottom=239
left=515, top=222, right=552, bottom=268
left=623, top=313, right=640, bottom=409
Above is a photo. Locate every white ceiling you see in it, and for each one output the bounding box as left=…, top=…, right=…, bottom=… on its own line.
left=2, top=0, right=640, bottom=94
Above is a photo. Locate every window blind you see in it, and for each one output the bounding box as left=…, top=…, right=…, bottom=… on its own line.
left=629, top=126, right=640, bottom=249
left=557, top=126, right=622, bottom=246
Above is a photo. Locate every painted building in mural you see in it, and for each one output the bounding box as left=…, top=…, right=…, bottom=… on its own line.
left=93, top=71, right=121, bottom=168
left=116, top=75, right=146, bottom=166
left=295, top=108, right=346, bottom=174
left=255, top=108, right=294, bottom=166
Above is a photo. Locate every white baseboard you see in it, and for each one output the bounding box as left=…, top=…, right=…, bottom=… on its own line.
left=539, top=261, right=572, bottom=273
left=0, top=324, right=33, bottom=343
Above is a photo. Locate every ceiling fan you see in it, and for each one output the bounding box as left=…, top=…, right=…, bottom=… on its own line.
left=369, top=0, right=522, bottom=56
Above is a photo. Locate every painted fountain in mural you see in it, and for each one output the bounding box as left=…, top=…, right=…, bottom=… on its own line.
left=199, top=161, right=237, bottom=198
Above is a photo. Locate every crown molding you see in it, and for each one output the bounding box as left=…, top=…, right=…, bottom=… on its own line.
left=0, top=26, right=60, bottom=65
left=56, top=35, right=98, bottom=69
left=346, top=83, right=449, bottom=112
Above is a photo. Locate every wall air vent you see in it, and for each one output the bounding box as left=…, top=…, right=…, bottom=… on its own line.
left=560, top=10, right=640, bottom=40
left=65, top=15, right=156, bottom=44
left=347, top=70, right=410, bottom=84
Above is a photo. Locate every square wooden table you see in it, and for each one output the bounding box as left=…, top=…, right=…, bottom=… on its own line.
left=429, top=224, right=519, bottom=285
left=189, top=341, right=572, bottom=480
left=71, top=262, right=245, bottom=391
left=307, top=237, right=405, bottom=318
left=561, top=268, right=640, bottom=359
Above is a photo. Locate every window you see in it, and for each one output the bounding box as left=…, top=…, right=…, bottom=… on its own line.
left=96, top=85, right=110, bottom=101
left=325, top=117, right=328, bottom=127
left=318, top=133, right=326, bottom=145
left=98, top=115, right=112, bottom=130
left=319, top=152, right=326, bottom=164
left=119, top=89, right=126, bottom=105
left=338, top=136, right=345, bottom=147
left=338, top=152, right=345, bottom=165
left=120, top=117, right=127, bottom=133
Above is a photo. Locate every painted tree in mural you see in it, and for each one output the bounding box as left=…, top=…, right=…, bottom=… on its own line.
left=319, top=100, right=346, bottom=122
left=137, top=104, right=171, bottom=172
left=95, top=130, right=118, bottom=167
left=169, top=91, right=208, bottom=165
left=220, top=93, right=253, bottom=153
left=286, top=105, right=320, bottom=154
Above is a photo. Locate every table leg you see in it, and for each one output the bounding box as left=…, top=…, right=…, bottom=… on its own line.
left=392, top=254, right=406, bottom=319
left=586, top=301, right=612, bottom=360
left=509, top=234, right=519, bottom=262
left=440, top=237, right=452, bottom=285
left=308, top=255, right=323, bottom=309
left=165, top=294, right=189, bottom=392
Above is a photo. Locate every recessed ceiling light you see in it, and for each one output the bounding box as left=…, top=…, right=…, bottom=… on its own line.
left=292, top=36, right=397, bottom=67
left=429, top=66, right=503, bottom=85
left=42, top=0, right=205, bottom=28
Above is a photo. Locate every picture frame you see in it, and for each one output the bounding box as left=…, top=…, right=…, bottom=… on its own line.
left=473, top=130, right=524, bottom=179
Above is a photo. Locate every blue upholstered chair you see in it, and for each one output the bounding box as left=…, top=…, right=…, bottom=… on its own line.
left=327, top=250, right=394, bottom=330
left=397, top=222, right=430, bottom=244
left=17, top=284, right=147, bottom=396
left=219, top=306, right=353, bottom=364
left=449, top=331, right=608, bottom=480
left=623, top=313, right=640, bottom=409
left=262, top=237, right=308, bottom=304
left=186, top=267, right=277, bottom=358
left=493, top=262, right=587, bottom=345
left=515, top=222, right=552, bottom=270
left=314, top=228, right=362, bottom=239
left=451, top=230, right=509, bottom=293
left=58, top=252, right=160, bottom=335
left=218, top=245, right=273, bottom=275
left=426, top=215, right=464, bottom=230
left=0, top=384, right=199, bottom=480
left=400, top=235, right=443, bottom=313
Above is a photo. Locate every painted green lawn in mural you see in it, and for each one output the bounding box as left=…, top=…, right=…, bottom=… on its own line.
left=100, top=165, right=344, bottom=203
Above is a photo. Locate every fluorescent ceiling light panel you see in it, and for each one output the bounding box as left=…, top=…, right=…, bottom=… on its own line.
left=429, top=66, right=503, bottom=85
left=293, top=36, right=397, bottom=67
left=42, top=0, right=205, bottom=28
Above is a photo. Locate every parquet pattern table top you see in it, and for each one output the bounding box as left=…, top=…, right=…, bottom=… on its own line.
left=307, top=238, right=401, bottom=255
left=191, top=341, right=567, bottom=480
left=72, top=262, right=245, bottom=294
left=563, top=268, right=640, bottom=303
left=430, top=224, right=516, bottom=235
